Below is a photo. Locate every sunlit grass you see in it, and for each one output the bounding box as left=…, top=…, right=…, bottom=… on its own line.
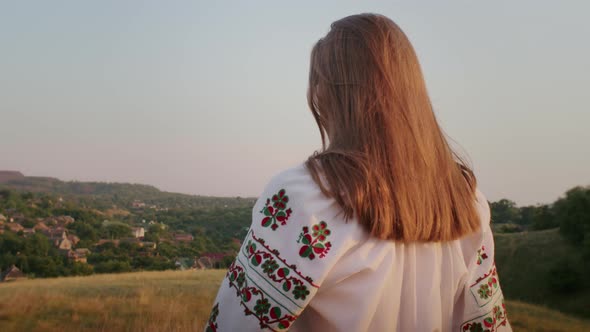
left=0, top=270, right=225, bottom=332
left=0, top=269, right=588, bottom=331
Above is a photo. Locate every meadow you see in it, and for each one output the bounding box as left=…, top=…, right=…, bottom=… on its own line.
left=0, top=269, right=589, bottom=332
left=495, top=228, right=589, bottom=318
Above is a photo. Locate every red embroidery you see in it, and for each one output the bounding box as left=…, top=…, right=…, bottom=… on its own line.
left=476, top=245, right=488, bottom=265
left=226, top=261, right=297, bottom=331
left=205, top=303, right=219, bottom=332
left=461, top=295, right=508, bottom=332
left=260, top=189, right=293, bottom=231
left=297, top=221, right=332, bottom=260
left=248, top=231, right=319, bottom=288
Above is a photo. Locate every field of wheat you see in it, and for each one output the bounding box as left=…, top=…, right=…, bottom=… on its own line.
left=0, top=269, right=588, bottom=332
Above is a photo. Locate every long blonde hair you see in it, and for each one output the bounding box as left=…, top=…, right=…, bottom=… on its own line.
left=305, top=13, right=480, bottom=242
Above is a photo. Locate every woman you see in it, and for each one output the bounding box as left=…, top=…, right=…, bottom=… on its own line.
left=205, top=13, right=511, bottom=332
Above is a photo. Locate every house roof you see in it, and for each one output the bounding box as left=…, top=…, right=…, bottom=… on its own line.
left=34, top=222, right=50, bottom=231
left=1, top=265, right=25, bottom=281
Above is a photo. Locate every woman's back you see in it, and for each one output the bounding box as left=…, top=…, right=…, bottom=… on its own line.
left=205, top=163, right=511, bottom=331
left=205, top=12, right=511, bottom=332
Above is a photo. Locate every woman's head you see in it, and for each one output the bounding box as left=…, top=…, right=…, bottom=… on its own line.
left=306, top=13, right=480, bottom=242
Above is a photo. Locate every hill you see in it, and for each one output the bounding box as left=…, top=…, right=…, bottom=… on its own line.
left=0, top=170, right=255, bottom=210
left=0, top=270, right=588, bottom=332
left=494, top=228, right=590, bottom=318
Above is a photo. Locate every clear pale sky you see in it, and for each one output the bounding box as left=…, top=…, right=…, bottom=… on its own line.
left=1, top=1, right=588, bottom=206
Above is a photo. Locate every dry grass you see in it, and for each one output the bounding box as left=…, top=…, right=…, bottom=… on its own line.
left=506, top=300, right=590, bottom=332
left=0, top=269, right=588, bottom=331
left=0, top=270, right=225, bottom=332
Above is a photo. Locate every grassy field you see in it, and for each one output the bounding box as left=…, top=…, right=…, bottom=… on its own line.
left=494, top=228, right=590, bottom=318
left=0, top=270, right=225, bottom=332
left=1, top=269, right=589, bottom=331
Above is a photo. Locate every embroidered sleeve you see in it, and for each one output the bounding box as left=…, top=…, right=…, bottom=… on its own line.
left=456, top=189, right=512, bottom=332
left=204, top=167, right=354, bottom=331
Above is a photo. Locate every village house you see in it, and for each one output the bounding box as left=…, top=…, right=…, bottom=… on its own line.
left=75, top=248, right=91, bottom=256
left=54, top=237, right=73, bottom=250
left=173, top=233, right=194, bottom=243
left=42, top=228, right=67, bottom=244
left=131, top=227, right=145, bottom=238
left=47, top=215, right=75, bottom=226
left=1, top=265, right=26, bottom=282
left=195, top=252, right=230, bottom=269
left=5, top=222, right=24, bottom=233
left=57, top=215, right=75, bottom=225
left=67, top=234, right=80, bottom=246
left=23, top=228, right=36, bottom=236
left=34, top=221, right=50, bottom=232
left=131, top=200, right=146, bottom=208
left=66, top=248, right=90, bottom=263
left=141, top=241, right=157, bottom=249
left=193, top=256, right=214, bottom=270
left=10, top=213, right=25, bottom=223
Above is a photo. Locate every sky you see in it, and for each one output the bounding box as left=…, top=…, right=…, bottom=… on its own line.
left=1, top=1, right=588, bottom=206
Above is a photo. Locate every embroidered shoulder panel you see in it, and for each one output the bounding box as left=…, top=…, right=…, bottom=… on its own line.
left=226, top=261, right=297, bottom=331
left=297, top=221, right=332, bottom=260
left=222, top=228, right=322, bottom=330
left=469, top=263, right=500, bottom=307
left=259, top=189, right=292, bottom=231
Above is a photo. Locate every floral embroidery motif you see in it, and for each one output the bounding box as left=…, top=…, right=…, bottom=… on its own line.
left=297, top=221, right=332, bottom=260
left=260, top=189, right=293, bottom=231
left=476, top=245, right=488, bottom=265
left=460, top=295, right=508, bottom=332
left=243, top=230, right=318, bottom=304
left=226, top=261, right=297, bottom=331
left=205, top=302, right=219, bottom=332
left=470, top=263, right=500, bottom=307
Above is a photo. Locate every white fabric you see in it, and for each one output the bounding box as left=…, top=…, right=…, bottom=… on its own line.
left=205, top=163, right=512, bottom=332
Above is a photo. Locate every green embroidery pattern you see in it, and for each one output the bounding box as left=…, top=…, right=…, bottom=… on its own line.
left=460, top=294, right=508, bottom=332
left=226, top=261, right=297, bottom=331
left=205, top=302, right=219, bottom=332
left=260, top=189, right=293, bottom=231
left=470, top=264, right=500, bottom=307
left=476, top=245, right=488, bottom=265
left=297, top=221, right=332, bottom=260
left=242, top=230, right=318, bottom=306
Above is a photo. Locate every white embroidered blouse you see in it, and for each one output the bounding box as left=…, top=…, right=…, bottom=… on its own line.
left=205, top=163, right=512, bottom=332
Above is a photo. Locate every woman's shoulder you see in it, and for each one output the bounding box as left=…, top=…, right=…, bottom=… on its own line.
left=257, top=161, right=337, bottom=218
left=255, top=160, right=355, bottom=225
left=474, top=186, right=491, bottom=227
left=262, top=162, right=316, bottom=194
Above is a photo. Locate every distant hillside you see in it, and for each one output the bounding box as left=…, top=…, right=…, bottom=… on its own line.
left=0, top=170, right=26, bottom=183
left=0, top=170, right=255, bottom=210
left=494, top=228, right=590, bottom=318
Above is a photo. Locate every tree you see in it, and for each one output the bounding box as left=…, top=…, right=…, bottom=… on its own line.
left=68, top=222, right=98, bottom=242
left=94, top=260, right=132, bottom=274
left=0, top=231, right=24, bottom=254
left=103, top=222, right=132, bottom=239
left=530, top=205, right=558, bottom=230
left=489, top=199, right=519, bottom=224
left=23, top=233, right=51, bottom=256
left=555, top=186, right=590, bottom=244
left=70, top=262, right=94, bottom=276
